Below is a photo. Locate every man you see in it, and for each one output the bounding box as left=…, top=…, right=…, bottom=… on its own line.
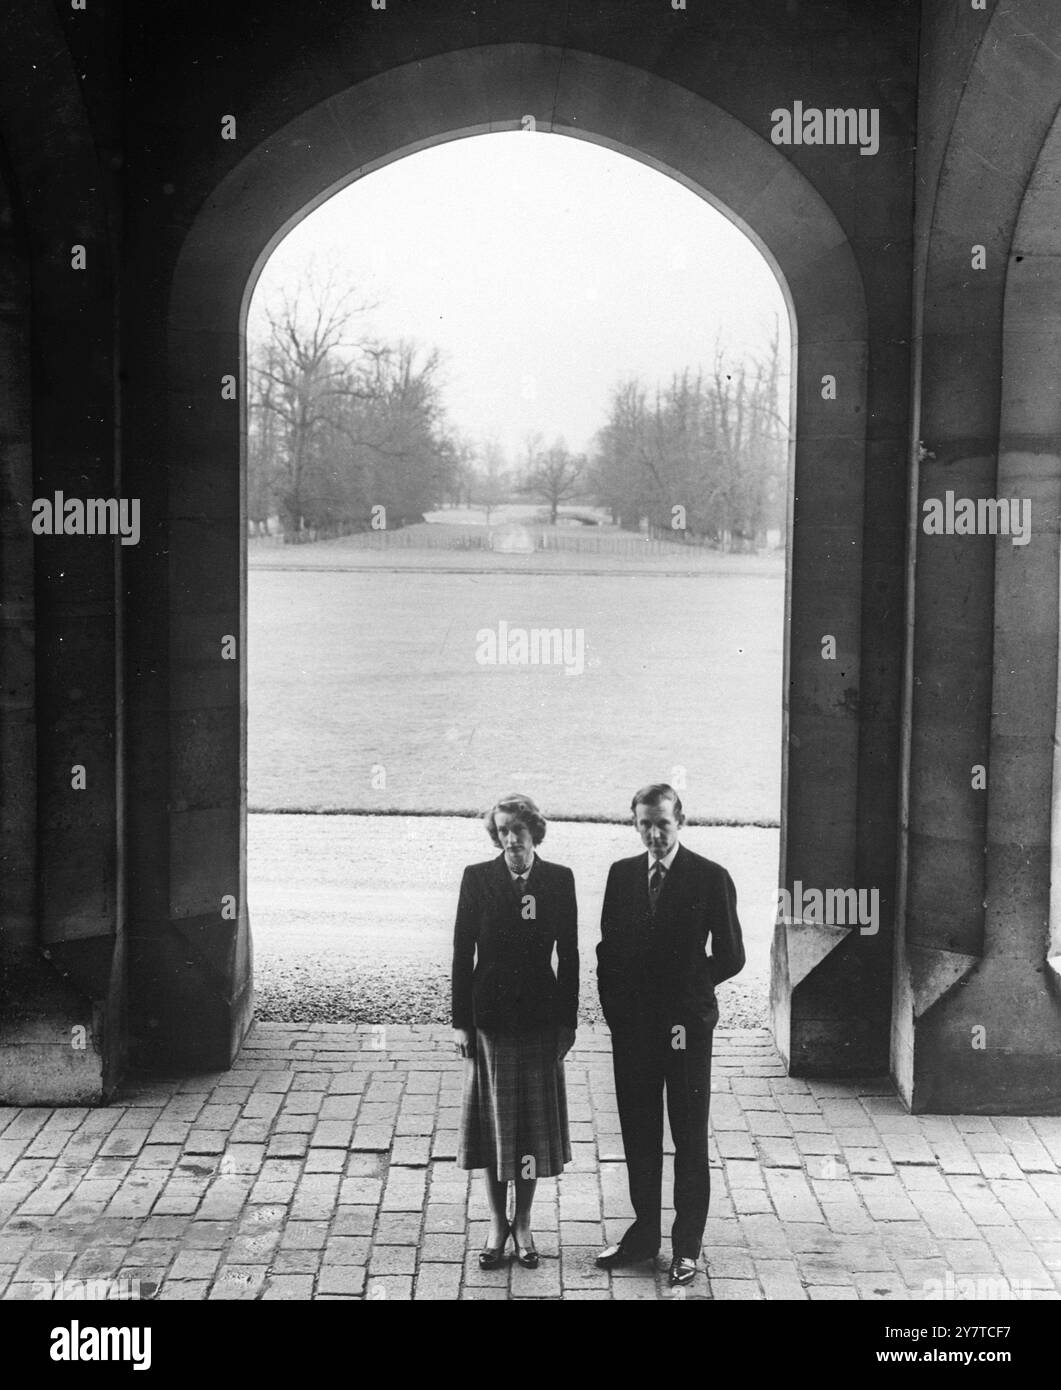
left=596, top=783, right=745, bottom=1287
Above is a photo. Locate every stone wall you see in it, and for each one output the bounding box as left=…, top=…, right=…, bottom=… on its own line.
left=0, top=0, right=1058, bottom=1112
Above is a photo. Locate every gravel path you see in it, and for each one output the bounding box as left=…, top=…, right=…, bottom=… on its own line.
left=249, top=814, right=775, bottom=1030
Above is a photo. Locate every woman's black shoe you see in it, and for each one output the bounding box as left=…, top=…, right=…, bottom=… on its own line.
left=479, top=1229, right=511, bottom=1270
left=510, top=1223, right=539, bottom=1269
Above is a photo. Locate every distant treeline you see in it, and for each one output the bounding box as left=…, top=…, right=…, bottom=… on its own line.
left=589, top=340, right=788, bottom=549
left=247, top=281, right=789, bottom=548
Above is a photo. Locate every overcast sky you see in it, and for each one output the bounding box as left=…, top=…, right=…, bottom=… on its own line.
left=248, top=131, right=790, bottom=461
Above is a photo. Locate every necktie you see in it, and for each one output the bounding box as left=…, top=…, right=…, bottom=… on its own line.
left=649, top=864, right=664, bottom=912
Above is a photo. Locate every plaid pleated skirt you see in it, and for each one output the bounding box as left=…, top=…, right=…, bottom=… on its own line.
left=457, top=1027, right=571, bottom=1181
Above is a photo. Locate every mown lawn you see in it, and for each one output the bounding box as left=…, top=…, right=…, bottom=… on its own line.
left=248, top=556, right=785, bottom=823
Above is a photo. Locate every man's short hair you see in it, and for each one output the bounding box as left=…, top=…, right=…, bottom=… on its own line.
left=630, top=783, right=685, bottom=823
left=484, top=793, right=548, bottom=847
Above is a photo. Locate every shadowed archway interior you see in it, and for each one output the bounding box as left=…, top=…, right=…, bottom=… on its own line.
left=5, top=0, right=1061, bottom=1115
left=143, top=44, right=871, bottom=1076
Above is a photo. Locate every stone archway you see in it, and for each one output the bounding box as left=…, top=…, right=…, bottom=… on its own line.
left=129, top=44, right=871, bottom=1072
left=895, top=0, right=1061, bottom=1113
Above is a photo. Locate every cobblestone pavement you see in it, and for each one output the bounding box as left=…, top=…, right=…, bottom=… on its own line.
left=1, top=1025, right=1060, bottom=1301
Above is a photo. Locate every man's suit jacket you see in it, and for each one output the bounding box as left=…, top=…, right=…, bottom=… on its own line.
left=451, top=854, right=579, bottom=1033
left=596, top=844, right=744, bottom=1032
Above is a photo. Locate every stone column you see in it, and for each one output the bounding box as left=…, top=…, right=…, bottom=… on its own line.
left=895, top=2, right=1061, bottom=1112
left=0, top=4, right=124, bottom=1102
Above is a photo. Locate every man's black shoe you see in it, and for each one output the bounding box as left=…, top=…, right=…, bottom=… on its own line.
left=595, top=1242, right=659, bottom=1269
left=668, top=1256, right=698, bottom=1286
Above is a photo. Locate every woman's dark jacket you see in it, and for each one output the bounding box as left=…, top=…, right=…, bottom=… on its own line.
left=451, top=854, right=579, bottom=1032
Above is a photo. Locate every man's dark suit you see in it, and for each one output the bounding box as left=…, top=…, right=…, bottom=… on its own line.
left=452, top=854, right=579, bottom=1033
left=597, top=843, right=745, bottom=1259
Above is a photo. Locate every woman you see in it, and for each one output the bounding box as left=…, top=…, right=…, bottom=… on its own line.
left=452, top=793, right=579, bottom=1269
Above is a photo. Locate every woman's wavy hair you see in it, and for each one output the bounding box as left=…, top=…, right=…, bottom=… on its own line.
left=484, top=793, right=547, bottom=847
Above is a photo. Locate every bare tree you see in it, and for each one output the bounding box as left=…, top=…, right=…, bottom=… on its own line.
left=589, top=380, right=649, bottom=527
left=247, top=339, right=282, bottom=535
left=350, top=341, right=458, bottom=527
left=249, top=273, right=376, bottom=539
left=471, top=438, right=510, bottom=523
left=443, top=430, right=478, bottom=509
left=248, top=270, right=462, bottom=538
left=522, top=436, right=585, bottom=524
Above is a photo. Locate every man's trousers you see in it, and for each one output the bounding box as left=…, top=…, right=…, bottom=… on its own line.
left=610, top=1021, right=714, bottom=1259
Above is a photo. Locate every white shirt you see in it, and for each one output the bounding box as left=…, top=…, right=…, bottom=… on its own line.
left=507, top=852, right=535, bottom=885
left=647, top=841, right=680, bottom=889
